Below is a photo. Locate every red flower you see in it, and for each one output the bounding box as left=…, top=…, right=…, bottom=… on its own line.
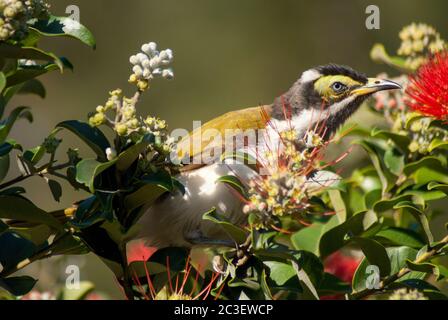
left=405, top=51, right=448, bottom=120
left=324, top=251, right=361, bottom=283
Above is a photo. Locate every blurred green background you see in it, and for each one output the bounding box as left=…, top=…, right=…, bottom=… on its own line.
left=8, top=0, right=448, bottom=299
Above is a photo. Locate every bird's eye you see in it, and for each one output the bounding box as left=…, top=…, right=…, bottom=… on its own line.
left=331, top=82, right=347, bottom=93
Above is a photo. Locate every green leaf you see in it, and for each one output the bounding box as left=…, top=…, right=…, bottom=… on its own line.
left=0, top=276, right=37, bottom=296
left=291, top=215, right=340, bottom=256
left=352, top=237, right=391, bottom=277
left=404, top=156, right=448, bottom=185
left=384, top=148, right=405, bottom=176
left=124, top=172, right=173, bottom=213
left=22, top=145, right=45, bottom=165
left=374, top=227, right=424, bottom=248
left=216, top=175, right=248, bottom=199
left=354, top=140, right=395, bottom=195
left=57, top=120, right=110, bottom=161
left=47, top=179, right=62, bottom=202
left=364, top=189, right=382, bottom=209
left=371, top=129, right=411, bottom=153
left=405, top=260, right=439, bottom=278
left=352, top=246, right=425, bottom=293
left=264, top=261, right=296, bottom=286
left=428, top=139, right=448, bottom=152
left=75, top=159, right=117, bottom=193
left=318, top=273, right=351, bottom=295
left=319, top=211, right=379, bottom=258
left=0, top=142, right=13, bottom=156
left=0, top=232, right=37, bottom=271
left=10, top=224, right=52, bottom=246
left=427, top=182, right=448, bottom=195
left=202, top=208, right=247, bottom=244
left=220, top=151, right=259, bottom=172
left=0, top=195, right=62, bottom=229
left=0, top=72, right=6, bottom=94
left=328, top=189, right=347, bottom=222
left=393, top=202, right=433, bottom=244
left=30, top=16, right=96, bottom=48
left=116, top=135, right=153, bottom=171
left=0, top=43, right=63, bottom=70
left=292, top=259, right=319, bottom=300
left=17, top=79, right=46, bottom=98
left=0, top=106, right=32, bottom=143
left=373, top=194, right=413, bottom=213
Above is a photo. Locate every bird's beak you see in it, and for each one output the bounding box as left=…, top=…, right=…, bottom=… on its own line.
left=351, top=78, right=402, bottom=96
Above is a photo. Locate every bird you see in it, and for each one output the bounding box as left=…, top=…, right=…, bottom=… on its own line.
left=127, top=64, right=402, bottom=258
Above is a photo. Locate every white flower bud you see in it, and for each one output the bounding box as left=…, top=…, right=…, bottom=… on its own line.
left=141, top=58, right=151, bottom=69
left=136, top=53, right=147, bottom=62
left=162, top=69, right=174, bottom=80
left=129, top=55, right=139, bottom=65
left=106, top=147, right=117, bottom=161
left=149, top=57, right=161, bottom=69
left=132, top=65, right=143, bottom=77
left=143, top=68, right=151, bottom=79
left=152, top=68, right=162, bottom=76
left=142, top=42, right=157, bottom=56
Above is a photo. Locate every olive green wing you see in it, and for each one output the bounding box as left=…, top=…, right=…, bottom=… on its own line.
left=175, top=105, right=271, bottom=165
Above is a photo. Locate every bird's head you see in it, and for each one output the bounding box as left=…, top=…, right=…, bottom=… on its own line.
left=272, top=64, right=402, bottom=138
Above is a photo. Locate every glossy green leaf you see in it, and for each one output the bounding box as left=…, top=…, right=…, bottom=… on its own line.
left=0, top=72, right=6, bottom=93
left=202, top=208, right=247, bottom=244
left=116, top=136, right=153, bottom=171
left=291, top=215, right=340, bottom=256
left=353, top=237, right=391, bottom=277
left=0, top=106, right=32, bottom=143
left=17, top=79, right=46, bottom=98
left=393, top=202, right=433, bottom=244
left=374, top=227, right=424, bottom=248
left=0, top=232, right=37, bottom=271
left=371, top=129, right=411, bottom=153
left=30, top=16, right=96, bottom=48
left=216, top=175, right=248, bottom=199
left=124, top=172, right=173, bottom=213
left=384, top=148, right=405, bottom=176
left=352, top=246, right=425, bottom=293
left=0, top=195, right=62, bottom=229
left=0, top=43, right=63, bottom=70
left=0, top=276, right=37, bottom=296
left=264, top=261, right=296, bottom=286
left=57, top=120, right=110, bottom=161
left=75, top=159, right=116, bottom=193
left=372, top=194, right=413, bottom=212
left=47, top=179, right=62, bottom=202
left=354, top=140, right=395, bottom=195
left=319, top=211, right=379, bottom=258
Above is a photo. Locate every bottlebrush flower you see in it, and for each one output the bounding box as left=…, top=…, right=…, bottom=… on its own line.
left=131, top=255, right=222, bottom=300
left=405, top=51, right=448, bottom=120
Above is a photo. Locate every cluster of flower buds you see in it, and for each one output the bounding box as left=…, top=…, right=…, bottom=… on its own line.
left=128, top=42, right=174, bottom=91
left=0, top=0, right=50, bottom=41
left=243, top=129, right=328, bottom=229
left=89, top=89, right=176, bottom=157
left=397, top=23, right=446, bottom=70
left=42, top=136, right=62, bottom=154
left=389, top=288, right=427, bottom=300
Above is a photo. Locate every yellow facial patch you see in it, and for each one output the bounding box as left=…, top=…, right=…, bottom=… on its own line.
left=313, top=75, right=362, bottom=100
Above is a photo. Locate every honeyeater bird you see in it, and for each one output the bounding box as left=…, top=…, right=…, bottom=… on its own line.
left=128, top=64, right=401, bottom=256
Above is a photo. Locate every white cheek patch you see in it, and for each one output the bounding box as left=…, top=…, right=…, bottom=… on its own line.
left=300, top=69, right=321, bottom=83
